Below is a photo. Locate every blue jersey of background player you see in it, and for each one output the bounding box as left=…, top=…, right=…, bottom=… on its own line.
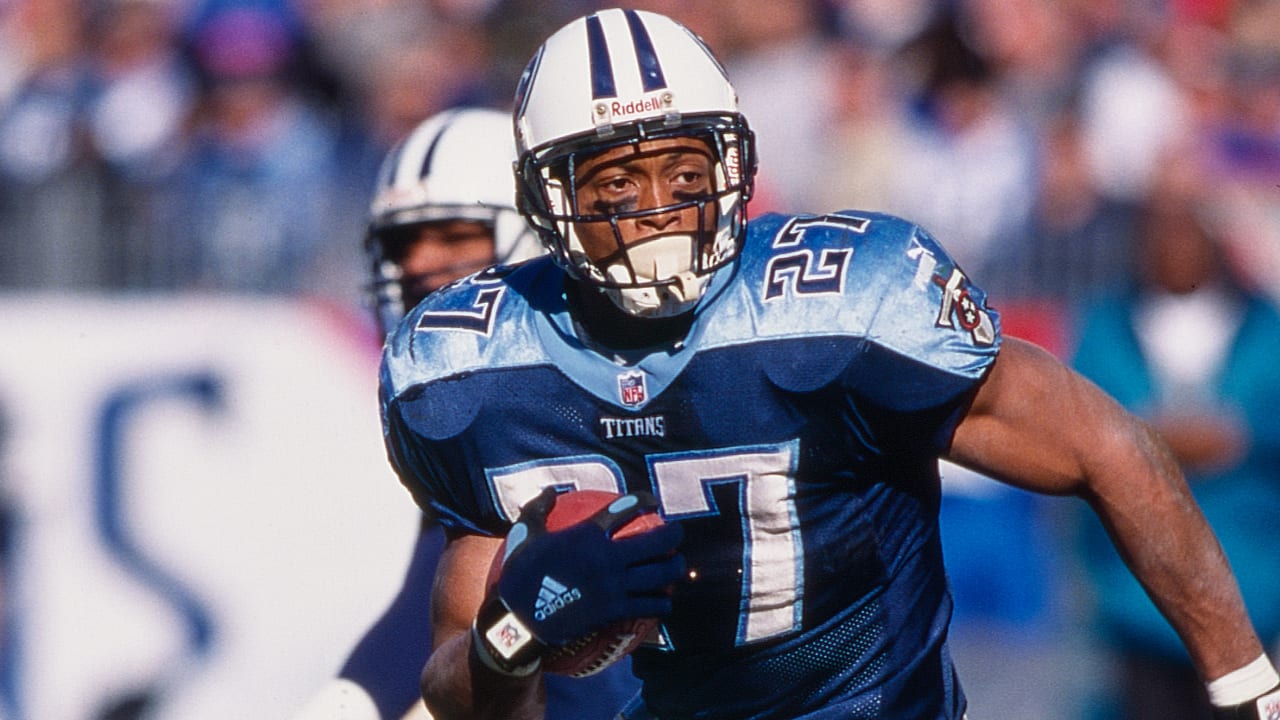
left=292, top=108, right=639, bottom=720
left=381, top=10, right=1279, bottom=720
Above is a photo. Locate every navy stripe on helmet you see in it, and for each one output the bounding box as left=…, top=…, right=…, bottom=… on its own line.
left=586, top=14, right=617, bottom=99
left=418, top=111, right=458, bottom=179
left=514, top=45, right=543, bottom=120
left=624, top=10, right=666, bottom=92
left=380, top=139, right=407, bottom=189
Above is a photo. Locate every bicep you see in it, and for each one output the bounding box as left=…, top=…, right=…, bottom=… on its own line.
left=945, top=336, right=1149, bottom=497
left=423, top=531, right=546, bottom=720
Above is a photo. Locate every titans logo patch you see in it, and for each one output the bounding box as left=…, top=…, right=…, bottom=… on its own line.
left=933, top=268, right=996, bottom=346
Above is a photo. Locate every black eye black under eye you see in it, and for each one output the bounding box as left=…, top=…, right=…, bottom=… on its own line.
left=593, top=198, right=637, bottom=214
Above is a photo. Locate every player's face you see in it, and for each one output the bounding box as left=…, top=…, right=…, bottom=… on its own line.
left=571, top=137, right=715, bottom=265
left=393, top=219, right=494, bottom=302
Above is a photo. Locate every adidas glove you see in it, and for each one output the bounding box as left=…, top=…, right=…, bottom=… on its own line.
left=473, top=488, right=684, bottom=676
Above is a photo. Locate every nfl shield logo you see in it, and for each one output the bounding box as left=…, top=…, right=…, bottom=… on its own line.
left=618, top=372, right=647, bottom=407
left=497, top=621, right=524, bottom=649
left=1263, top=695, right=1280, bottom=720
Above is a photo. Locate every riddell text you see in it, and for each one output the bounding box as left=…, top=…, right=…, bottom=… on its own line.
left=611, top=96, right=664, bottom=117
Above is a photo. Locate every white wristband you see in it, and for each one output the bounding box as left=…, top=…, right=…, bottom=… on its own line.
left=1206, top=654, right=1280, bottom=707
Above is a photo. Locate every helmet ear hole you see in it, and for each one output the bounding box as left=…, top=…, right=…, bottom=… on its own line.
left=375, top=226, right=419, bottom=265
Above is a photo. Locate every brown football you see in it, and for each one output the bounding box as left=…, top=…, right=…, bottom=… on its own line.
left=487, top=489, right=664, bottom=677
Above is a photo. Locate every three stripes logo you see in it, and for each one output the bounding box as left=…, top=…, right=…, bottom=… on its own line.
left=533, top=575, right=582, bottom=622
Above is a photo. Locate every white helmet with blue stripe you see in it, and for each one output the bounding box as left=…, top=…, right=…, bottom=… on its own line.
left=366, top=107, right=540, bottom=334
left=513, top=8, right=756, bottom=318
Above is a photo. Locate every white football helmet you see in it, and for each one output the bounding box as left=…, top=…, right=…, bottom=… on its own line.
left=514, top=9, right=756, bottom=318
left=366, top=107, right=540, bottom=334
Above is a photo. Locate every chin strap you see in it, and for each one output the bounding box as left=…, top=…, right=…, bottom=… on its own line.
left=605, top=276, right=704, bottom=318
left=597, top=231, right=711, bottom=318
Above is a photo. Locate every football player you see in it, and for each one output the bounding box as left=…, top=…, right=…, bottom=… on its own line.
left=292, top=107, right=639, bottom=720
left=380, top=10, right=1280, bottom=720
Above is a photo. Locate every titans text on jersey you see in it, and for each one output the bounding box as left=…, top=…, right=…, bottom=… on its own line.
left=379, top=210, right=1001, bottom=720
left=600, top=415, right=666, bottom=440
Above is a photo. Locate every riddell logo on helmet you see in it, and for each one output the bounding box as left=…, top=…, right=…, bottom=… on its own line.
left=610, top=94, right=665, bottom=119
left=724, top=146, right=741, bottom=185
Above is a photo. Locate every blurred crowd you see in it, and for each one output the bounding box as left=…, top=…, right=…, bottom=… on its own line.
left=0, top=0, right=1277, bottom=315
left=2, top=0, right=1279, bottom=717
left=0, top=0, right=1270, bottom=308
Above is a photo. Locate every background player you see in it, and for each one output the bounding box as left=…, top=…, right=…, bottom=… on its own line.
left=291, top=107, right=639, bottom=720
left=381, top=10, right=1280, bottom=720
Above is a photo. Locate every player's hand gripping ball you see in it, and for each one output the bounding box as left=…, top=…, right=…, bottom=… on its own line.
left=487, top=488, right=683, bottom=677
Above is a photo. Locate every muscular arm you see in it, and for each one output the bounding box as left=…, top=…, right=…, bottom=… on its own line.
left=945, top=336, right=1264, bottom=682
left=420, top=532, right=546, bottom=720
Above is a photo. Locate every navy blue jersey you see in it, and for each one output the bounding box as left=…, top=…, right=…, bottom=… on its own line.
left=380, top=211, right=1000, bottom=719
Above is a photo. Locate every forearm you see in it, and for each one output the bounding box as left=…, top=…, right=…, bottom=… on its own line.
left=420, top=624, right=545, bottom=720
left=949, top=339, right=1268, bottom=684
left=422, top=531, right=546, bottom=720
left=1086, top=419, right=1265, bottom=681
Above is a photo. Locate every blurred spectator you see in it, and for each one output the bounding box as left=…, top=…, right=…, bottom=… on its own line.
left=880, top=6, right=1039, bottom=295
left=157, top=0, right=355, bottom=299
left=831, top=0, right=935, bottom=52
left=1070, top=155, right=1280, bottom=720
left=1205, top=5, right=1280, bottom=308
left=0, top=0, right=85, bottom=186
left=960, top=0, right=1082, bottom=124
left=0, top=0, right=106, bottom=289
left=811, top=41, right=911, bottom=215
left=0, top=0, right=1267, bottom=312
left=478, top=0, right=599, bottom=103
left=624, top=0, right=723, bottom=46
left=84, top=0, right=194, bottom=183
left=298, top=0, right=435, bottom=118
left=82, top=0, right=199, bottom=288
left=1074, top=4, right=1192, bottom=205
left=714, top=0, right=834, bottom=213
left=1013, top=110, right=1139, bottom=302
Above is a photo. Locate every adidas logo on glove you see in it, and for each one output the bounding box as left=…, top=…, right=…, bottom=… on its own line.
left=534, top=575, right=581, bottom=622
